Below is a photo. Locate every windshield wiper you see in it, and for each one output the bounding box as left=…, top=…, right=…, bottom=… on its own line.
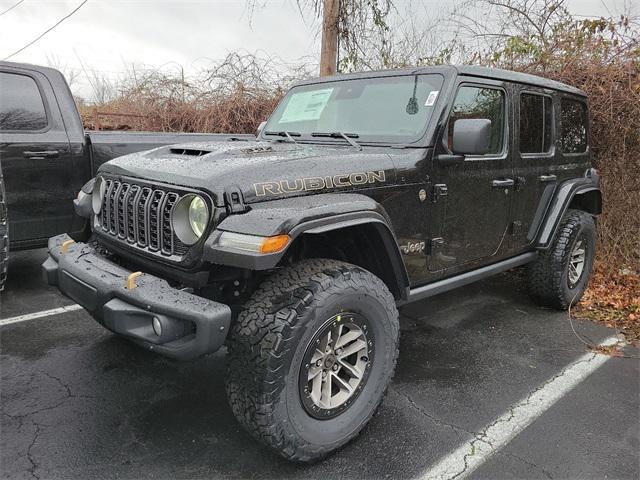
left=263, top=130, right=300, bottom=143
left=311, top=131, right=362, bottom=151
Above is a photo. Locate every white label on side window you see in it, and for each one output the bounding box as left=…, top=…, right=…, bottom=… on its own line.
left=425, top=90, right=439, bottom=106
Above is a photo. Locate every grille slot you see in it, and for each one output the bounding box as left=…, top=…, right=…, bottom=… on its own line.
left=98, top=179, right=191, bottom=258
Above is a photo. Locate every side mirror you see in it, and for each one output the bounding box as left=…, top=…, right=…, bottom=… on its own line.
left=256, top=121, right=267, bottom=137
left=452, top=118, right=492, bottom=155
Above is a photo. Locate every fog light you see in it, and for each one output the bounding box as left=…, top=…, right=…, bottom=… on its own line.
left=152, top=317, right=162, bottom=336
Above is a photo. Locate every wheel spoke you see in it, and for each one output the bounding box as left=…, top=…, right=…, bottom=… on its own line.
left=329, top=323, right=343, bottom=350
left=307, top=365, right=322, bottom=381
left=338, top=359, right=362, bottom=379
left=335, top=328, right=362, bottom=349
left=319, top=329, right=331, bottom=353
left=310, top=372, right=323, bottom=405
left=321, top=374, right=333, bottom=408
left=331, top=372, right=354, bottom=395
left=310, top=348, right=324, bottom=364
left=337, top=339, right=367, bottom=359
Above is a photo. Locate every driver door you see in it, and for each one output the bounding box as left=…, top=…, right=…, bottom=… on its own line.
left=430, top=79, right=514, bottom=272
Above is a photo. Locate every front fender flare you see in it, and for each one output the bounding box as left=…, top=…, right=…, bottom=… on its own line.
left=203, top=193, right=409, bottom=295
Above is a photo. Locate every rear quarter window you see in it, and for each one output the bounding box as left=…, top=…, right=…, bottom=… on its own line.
left=559, top=98, right=588, bottom=154
left=0, top=72, right=48, bottom=131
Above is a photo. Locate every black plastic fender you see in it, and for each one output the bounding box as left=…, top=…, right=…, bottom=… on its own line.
left=535, top=170, right=602, bottom=249
left=203, top=193, right=410, bottom=296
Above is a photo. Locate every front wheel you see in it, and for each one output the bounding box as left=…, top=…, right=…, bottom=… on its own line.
left=225, top=259, right=399, bottom=462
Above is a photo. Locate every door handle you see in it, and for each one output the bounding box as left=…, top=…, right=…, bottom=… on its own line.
left=491, top=178, right=515, bottom=188
left=23, top=150, right=59, bottom=159
left=538, top=174, right=557, bottom=183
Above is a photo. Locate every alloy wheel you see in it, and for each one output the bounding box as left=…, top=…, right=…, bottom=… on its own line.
left=568, top=237, right=586, bottom=288
left=299, top=313, right=374, bottom=419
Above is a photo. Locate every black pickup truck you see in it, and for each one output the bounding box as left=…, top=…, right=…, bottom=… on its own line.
left=0, top=61, right=252, bottom=288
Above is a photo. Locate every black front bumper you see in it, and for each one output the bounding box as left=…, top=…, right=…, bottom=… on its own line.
left=43, top=234, right=231, bottom=360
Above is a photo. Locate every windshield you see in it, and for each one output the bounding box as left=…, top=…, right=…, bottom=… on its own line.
left=264, top=74, right=445, bottom=144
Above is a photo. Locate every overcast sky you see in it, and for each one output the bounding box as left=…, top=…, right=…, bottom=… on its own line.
left=0, top=0, right=632, bottom=100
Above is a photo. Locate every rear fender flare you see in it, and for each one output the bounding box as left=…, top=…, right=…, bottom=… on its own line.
left=536, top=173, right=602, bottom=249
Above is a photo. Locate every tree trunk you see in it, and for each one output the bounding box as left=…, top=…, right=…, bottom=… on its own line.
left=319, top=0, right=339, bottom=76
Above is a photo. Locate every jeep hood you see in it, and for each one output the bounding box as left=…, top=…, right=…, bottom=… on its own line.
left=98, top=140, right=407, bottom=205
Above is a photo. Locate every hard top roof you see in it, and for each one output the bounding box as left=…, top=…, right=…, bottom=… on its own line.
left=294, top=65, right=586, bottom=97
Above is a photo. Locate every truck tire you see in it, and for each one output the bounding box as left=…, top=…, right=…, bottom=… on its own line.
left=527, top=209, right=596, bottom=310
left=225, top=258, right=399, bottom=462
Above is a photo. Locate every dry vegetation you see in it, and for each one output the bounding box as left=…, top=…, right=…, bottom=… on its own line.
left=78, top=53, right=313, bottom=133
left=75, top=1, right=638, bottom=340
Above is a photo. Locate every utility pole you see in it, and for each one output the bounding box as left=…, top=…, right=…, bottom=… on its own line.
left=319, top=0, right=339, bottom=76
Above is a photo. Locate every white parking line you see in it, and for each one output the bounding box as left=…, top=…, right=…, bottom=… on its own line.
left=421, top=335, right=621, bottom=480
left=0, top=304, right=83, bottom=326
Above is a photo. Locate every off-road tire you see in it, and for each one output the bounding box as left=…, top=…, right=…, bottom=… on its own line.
left=225, top=259, right=399, bottom=462
left=527, top=209, right=596, bottom=310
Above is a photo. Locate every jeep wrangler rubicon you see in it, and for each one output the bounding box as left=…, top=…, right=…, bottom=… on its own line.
left=42, top=66, right=601, bottom=462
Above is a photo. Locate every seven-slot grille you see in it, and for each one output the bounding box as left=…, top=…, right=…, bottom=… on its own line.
left=98, top=179, right=189, bottom=257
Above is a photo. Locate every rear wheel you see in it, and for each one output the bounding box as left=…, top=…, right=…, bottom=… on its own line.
left=225, top=259, right=399, bottom=462
left=527, top=209, right=596, bottom=310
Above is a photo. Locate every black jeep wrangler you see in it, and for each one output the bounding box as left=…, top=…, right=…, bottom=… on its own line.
left=42, top=66, right=601, bottom=461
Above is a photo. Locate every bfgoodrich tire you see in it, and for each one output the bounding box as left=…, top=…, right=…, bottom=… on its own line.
left=527, top=209, right=596, bottom=310
left=225, top=259, right=399, bottom=462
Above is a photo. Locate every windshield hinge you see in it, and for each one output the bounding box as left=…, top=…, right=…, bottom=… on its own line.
left=224, top=186, right=247, bottom=214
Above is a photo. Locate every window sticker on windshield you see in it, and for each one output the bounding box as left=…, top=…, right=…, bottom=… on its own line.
left=425, top=90, right=439, bottom=106
left=279, top=88, right=334, bottom=123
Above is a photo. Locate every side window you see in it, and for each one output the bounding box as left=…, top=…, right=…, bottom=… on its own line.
left=0, top=72, right=48, bottom=131
left=448, top=86, right=505, bottom=155
left=519, top=93, right=553, bottom=154
left=559, top=99, right=587, bottom=154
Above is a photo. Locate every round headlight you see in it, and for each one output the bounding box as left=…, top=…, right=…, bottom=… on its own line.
left=172, top=194, right=209, bottom=245
left=92, top=176, right=106, bottom=215
left=188, top=196, right=209, bottom=237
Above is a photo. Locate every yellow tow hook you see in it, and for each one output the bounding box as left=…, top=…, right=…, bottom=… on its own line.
left=61, top=239, right=75, bottom=254
left=126, top=271, right=143, bottom=290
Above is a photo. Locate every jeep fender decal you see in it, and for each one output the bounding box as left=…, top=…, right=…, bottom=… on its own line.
left=254, top=171, right=386, bottom=197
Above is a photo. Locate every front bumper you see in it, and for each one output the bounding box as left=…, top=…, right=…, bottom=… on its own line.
left=42, top=234, right=231, bottom=360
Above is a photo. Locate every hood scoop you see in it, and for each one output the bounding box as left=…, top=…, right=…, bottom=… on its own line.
left=169, top=147, right=211, bottom=156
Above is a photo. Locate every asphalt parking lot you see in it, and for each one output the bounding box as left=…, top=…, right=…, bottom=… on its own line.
left=1, top=249, right=638, bottom=480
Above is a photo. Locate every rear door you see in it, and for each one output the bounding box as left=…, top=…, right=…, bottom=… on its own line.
left=510, top=87, right=556, bottom=249
left=430, top=78, right=514, bottom=271
left=0, top=69, right=74, bottom=245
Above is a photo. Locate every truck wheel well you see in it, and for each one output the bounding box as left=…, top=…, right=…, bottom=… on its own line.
left=280, top=223, right=406, bottom=300
left=568, top=189, right=602, bottom=215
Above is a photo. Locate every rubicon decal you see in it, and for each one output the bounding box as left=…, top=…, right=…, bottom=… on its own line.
left=253, top=171, right=386, bottom=197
